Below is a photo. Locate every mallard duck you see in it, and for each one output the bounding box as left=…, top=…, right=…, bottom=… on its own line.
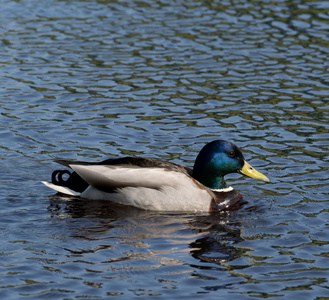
left=42, top=140, right=269, bottom=212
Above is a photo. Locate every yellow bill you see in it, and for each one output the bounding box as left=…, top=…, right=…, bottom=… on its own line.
left=239, top=160, right=270, bottom=182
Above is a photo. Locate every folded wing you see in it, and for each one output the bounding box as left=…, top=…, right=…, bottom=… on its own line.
left=70, top=164, right=197, bottom=193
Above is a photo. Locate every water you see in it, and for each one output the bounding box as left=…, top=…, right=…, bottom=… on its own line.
left=1, top=0, right=329, bottom=298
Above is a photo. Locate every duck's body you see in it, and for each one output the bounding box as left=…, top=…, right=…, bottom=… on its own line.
left=42, top=140, right=269, bottom=212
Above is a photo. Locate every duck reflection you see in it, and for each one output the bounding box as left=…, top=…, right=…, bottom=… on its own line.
left=47, top=196, right=247, bottom=267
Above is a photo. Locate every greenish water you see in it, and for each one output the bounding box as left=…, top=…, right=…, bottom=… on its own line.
left=1, top=0, right=329, bottom=298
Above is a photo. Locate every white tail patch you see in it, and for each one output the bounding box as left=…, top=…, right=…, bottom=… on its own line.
left=41, top=181, right=81, bottom=196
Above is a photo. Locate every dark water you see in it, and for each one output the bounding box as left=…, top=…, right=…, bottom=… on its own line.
left=1, top=0, right=329, bottom=298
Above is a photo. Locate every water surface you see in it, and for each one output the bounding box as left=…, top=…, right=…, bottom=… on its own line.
left=1, top=0, right=329, bottom=298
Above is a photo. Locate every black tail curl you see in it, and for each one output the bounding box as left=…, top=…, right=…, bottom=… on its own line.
left=51, top=170, right=89, bottom=193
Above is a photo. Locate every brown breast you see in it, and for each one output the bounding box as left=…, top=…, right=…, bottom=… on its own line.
left=209, top=189, right=243, bottom=212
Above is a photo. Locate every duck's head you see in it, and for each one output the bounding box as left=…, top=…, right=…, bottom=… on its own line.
left=193, top=140, right=269, bottom=189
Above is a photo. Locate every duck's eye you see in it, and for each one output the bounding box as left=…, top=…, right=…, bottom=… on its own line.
left=228, top=151, right=235, bottom=158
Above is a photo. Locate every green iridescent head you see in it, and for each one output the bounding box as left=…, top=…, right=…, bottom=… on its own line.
left=193, top=140, right=269, bottom=189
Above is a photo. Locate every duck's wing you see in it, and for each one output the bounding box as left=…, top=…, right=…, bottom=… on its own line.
left=53, top=157, right=194, bottom=193
left=55, top=157, right=192, bottom=175
left=69, top=161, right=195, bottom=193
left=54, top=159, right=98, bottom=168
left=43, top=157, right=216, bottom=211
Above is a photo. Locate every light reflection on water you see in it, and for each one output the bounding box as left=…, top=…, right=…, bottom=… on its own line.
left=1, top=0, right=329, bottom=298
